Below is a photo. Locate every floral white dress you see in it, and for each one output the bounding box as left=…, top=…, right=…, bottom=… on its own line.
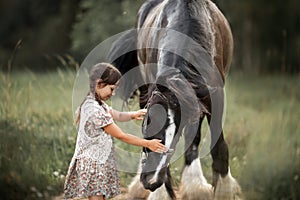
left=64, top=95, right=120, bottom=199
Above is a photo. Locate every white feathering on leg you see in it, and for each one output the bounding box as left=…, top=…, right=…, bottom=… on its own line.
left=180, top=158, right=213, bottom=200
left=128, top=162, right=150, bottom=199
left=214, top=168, right=243, bottom=200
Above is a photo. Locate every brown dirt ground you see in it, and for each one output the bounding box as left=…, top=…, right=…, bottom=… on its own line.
left=52, top=187, right=133, bottom=200
left=51, top=187, right=181, bottom=200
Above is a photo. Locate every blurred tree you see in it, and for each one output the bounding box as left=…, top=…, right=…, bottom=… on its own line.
left=72, top=0, right=300, bottom=73
left=0, top=0, right=299, bottom=73
left=70, top=0, right=143, bottom=60
left=218, top=0, right=300, bottom=73
left=0, top=0, right=80, bottom=70
left=254, top=0, right=300, bottom=73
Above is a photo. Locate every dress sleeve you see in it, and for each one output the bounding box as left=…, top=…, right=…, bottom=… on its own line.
left=91, top=106, right=114, bottom=129
left=83, top=101, right=114, bottom=138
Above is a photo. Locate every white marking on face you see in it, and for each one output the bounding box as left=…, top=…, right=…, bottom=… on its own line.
left=149, top=154, right=167, bottom=184
left=149, top=109, right=175, bottom=184
left=165, top=109, right=175, bottom=149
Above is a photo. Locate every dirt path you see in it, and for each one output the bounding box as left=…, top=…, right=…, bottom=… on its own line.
left=51, top=188, right=131, bottom=200
left=51, top=194, right=129, bottom=200
left=51, top=187, right=181, bottom=200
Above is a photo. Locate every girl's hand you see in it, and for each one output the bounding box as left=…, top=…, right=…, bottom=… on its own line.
left=146, top=139, right=167, bottom=153
left=131, top=109, right=147, bottom=120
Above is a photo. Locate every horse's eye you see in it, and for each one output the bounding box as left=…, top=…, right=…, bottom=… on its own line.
left=142, top=114, right=149, bottom=134
left=146, top=114, right=151, bottom=125
left=142, top=104, right=167, bottom=137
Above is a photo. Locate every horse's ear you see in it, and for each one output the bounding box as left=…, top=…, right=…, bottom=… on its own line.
left=166, top=74, right=200, bottom=122
left=156, top=84, right=168, bottom=93
left=155, top=75, right=169, bottom=93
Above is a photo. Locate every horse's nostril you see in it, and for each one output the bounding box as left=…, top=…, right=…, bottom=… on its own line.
left=143, top=181, right=162, bottom=192
left=141, top=173, right=164, bottom=192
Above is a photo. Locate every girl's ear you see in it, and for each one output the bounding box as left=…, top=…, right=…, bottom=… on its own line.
left=95, top=79, right=105, bottom=89
left=96, top=79, right=104, bottom=88
left=97, top=79, right=103, bottom=84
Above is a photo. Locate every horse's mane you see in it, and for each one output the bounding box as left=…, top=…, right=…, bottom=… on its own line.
left=152, top=0, right=223, bottom=120
left=157, top=0, right=222, bottom=88
left=107, top=30, right=143, bottom=103
left=137, top=0, right=164, bottom=28
left=107, top=0, right=224, bottom=117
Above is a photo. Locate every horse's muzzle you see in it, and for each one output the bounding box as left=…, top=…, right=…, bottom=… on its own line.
left=140, top=172, right=164, bottom=191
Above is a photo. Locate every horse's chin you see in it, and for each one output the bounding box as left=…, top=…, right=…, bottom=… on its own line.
left=140, top=173, right=164, bottom=192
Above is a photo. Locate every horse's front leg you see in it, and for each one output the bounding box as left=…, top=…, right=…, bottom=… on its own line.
left=210, top=130, right=242, bottom=200
left=128, top=158, right=150, bottom=200
left=127, top=157, right=174, bottom=200
left=147, top=166, right=175, bottom=200
left=208, top=88, right=242, bottom=200
left=180, top=118, right=213, bottom=200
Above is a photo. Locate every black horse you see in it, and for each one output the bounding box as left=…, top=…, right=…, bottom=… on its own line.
left=108, top=0, right=242, bottom=199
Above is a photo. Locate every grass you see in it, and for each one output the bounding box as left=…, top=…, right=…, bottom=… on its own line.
left=225, top=73, right=300, bottom=199
left=0, top=68, right=77, bottom=199
left=0, top=69, right=299, bottom=199
left=167, top=73, right=300, bottom=200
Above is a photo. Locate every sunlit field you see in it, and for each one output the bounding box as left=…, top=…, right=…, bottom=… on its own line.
left=0, top=69, right=299, bottom=199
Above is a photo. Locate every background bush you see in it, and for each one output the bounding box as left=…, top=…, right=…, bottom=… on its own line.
left=0, top=0, right=299, bottom=73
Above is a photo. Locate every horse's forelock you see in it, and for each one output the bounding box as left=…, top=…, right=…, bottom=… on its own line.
left=165, top=75, right=201, bottom=122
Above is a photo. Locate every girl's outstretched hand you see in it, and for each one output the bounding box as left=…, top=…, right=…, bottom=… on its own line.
left=132, top=109, right=147, bottom=120
left=146, top=139, right=167, bottom=153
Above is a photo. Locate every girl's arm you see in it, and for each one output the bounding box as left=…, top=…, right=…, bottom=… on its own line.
left=103, top=123, right=166, bottom=153
left=110, top=109, right=146, bottom=122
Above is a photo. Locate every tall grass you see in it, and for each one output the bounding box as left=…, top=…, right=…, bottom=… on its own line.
left=225, top=73, right=300, bottom=199
left=0, top=68, right=77, bottom=199
left=0, top=69, right=299, bottom=199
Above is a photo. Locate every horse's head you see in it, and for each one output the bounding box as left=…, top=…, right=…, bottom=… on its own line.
left=140, top=85, right=181, bottom=192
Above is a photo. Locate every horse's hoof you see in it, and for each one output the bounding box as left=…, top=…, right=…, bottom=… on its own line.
left=214, top=171, right=243, bottom=200
left=128, top=174, right=150, bottom=199
left=180, top=182, right=213, bottom=200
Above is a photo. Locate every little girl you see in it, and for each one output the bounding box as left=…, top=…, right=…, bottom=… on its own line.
left=64, top=63, right=166, bottom=200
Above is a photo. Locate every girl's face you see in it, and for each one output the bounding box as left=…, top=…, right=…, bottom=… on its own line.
left=95, top=82, right=117, bottom=101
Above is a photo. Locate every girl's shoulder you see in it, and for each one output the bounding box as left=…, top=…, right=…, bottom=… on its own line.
left=82, top=95, right=109, bottom=113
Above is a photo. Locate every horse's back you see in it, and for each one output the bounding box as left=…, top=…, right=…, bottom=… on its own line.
left=206, top=0, right=233, bottom=77
left=137, top=0, right=233, bottom=81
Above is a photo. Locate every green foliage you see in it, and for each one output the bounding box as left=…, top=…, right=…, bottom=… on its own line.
left=0, top=0, right=299, bottom=72
left=0, top=0, right=79, bottom=70
left=225, top=73, right=300, bottom=199
left=217, top=0, right=300, bottom=73
left=0, top=69, right=77, bottom=199
left=71, top=0, right=143, bottom=59
left=0, top=115, right=75, bottom=199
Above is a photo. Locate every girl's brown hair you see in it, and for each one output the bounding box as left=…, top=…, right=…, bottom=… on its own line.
left=75, top=62, right=122, bottom=126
